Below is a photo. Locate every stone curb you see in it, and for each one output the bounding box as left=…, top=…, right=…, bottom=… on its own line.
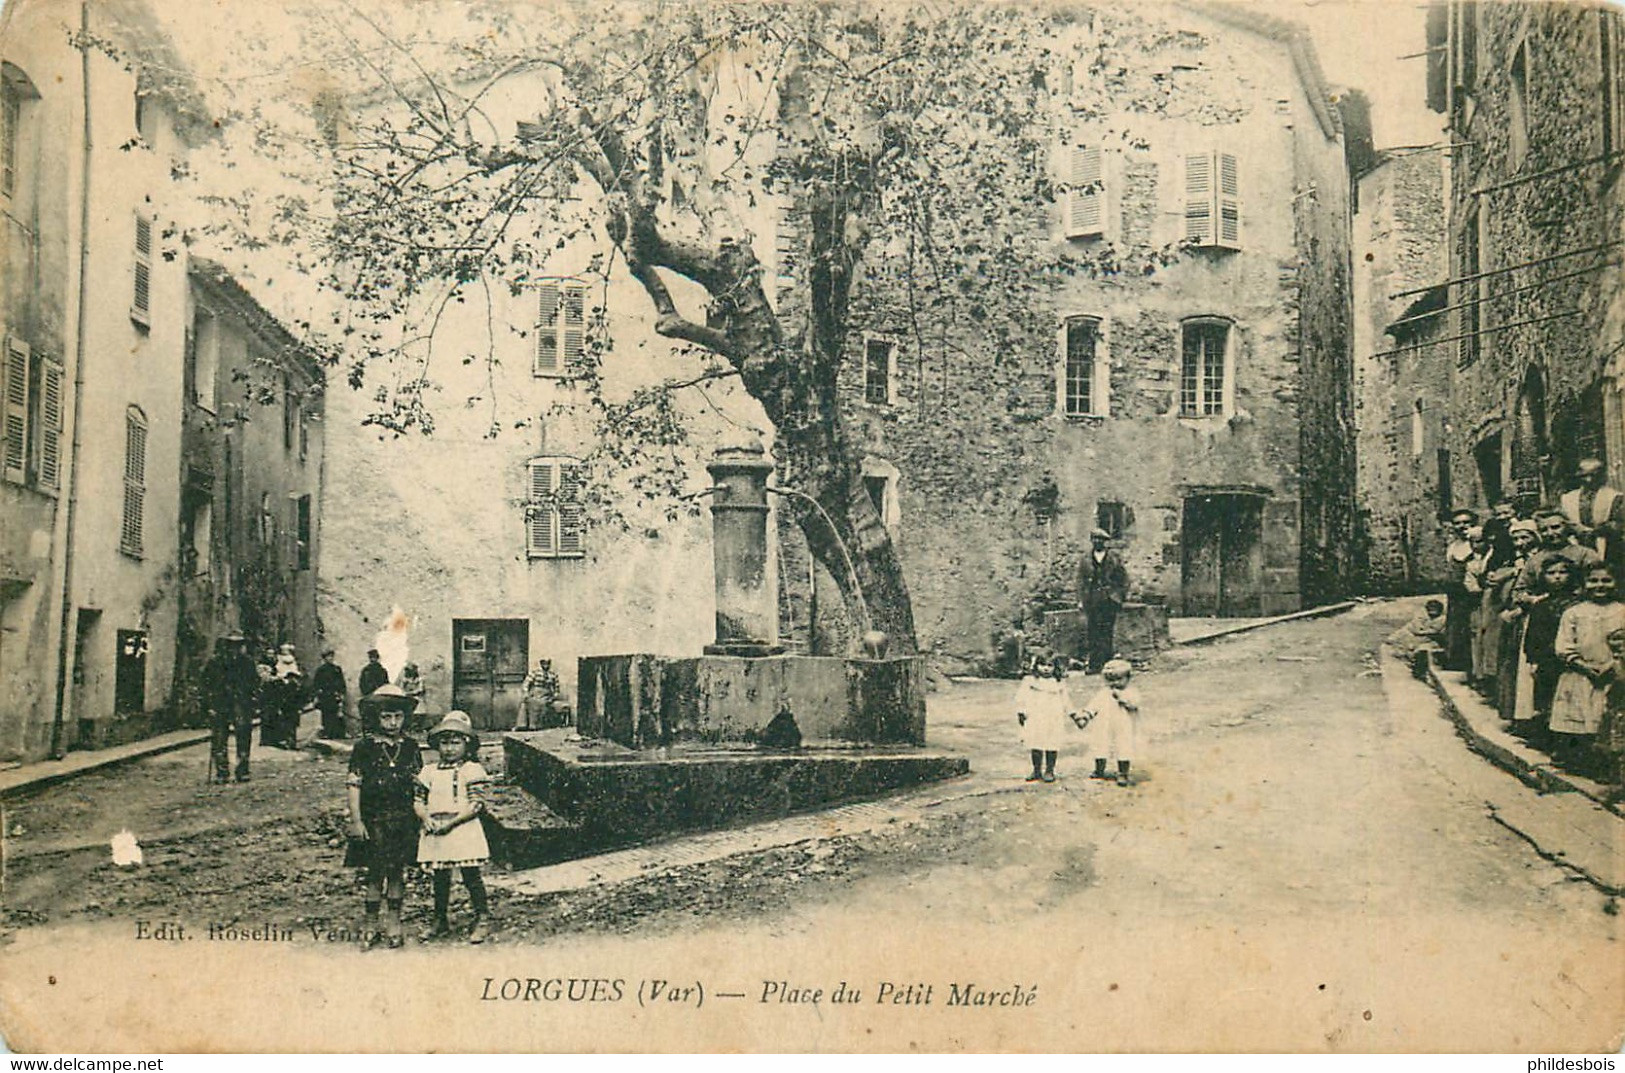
left=0, top=729, right=213, bottom=800
left=1172, top=600, right=1359, bottom=646
left=1421, top=659, right=1621, bottom=817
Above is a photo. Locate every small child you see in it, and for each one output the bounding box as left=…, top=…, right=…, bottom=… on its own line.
left=1394, top=599, right=1448, bottom=679
left=343, top=684, right=422, bottom=949
left=1076, top=658, right=1143, bottom=787
left=1522, top=557, right=1579, bottom=742
left=1552, top=564, right=1625, bottom=772
left=1015, top=653, right=1077, bottom=783
left=416, top=711, right=492, bottom=943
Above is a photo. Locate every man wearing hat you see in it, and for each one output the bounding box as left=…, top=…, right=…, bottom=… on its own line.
left=358, top=649, right=389, bottom=699
left=1560, top=458, right=1624, bottom=568
left=311, top=647, right=349, bottom=740
left=1076, top=527, right=1129, bottom=674
left=203, top=632, right=259, bottom=783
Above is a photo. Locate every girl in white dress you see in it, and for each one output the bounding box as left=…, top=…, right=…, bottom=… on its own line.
left=1552, top=565, right=1625, bottom=770
left=416, top=711, right=492, bottom=943
left=1015, top=654, right=1077, bottom=782
left=1077, top=659, right=1144, bottom=787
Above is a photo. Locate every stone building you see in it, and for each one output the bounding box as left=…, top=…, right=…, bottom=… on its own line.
left=1425, top=1, right=1625, bottom=517
left=0, top=0, right=320, bottom=759
left=1352, top=149, right=1454, bottom=591
left=172, top=261, right=325, bottom=725
left=791, top=3, right=1356, bottom=670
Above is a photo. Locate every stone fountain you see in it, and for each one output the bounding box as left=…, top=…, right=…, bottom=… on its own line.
left=502, top=444, right=969, bottom=853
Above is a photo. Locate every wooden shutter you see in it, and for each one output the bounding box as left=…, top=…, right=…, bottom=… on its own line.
left=3, top=336, right=28, bottom=483
left=561, top=284, right=585, bottom=368
left=1, top=89, right=17, bottom=198
left=1065, top=144, right=1105, bottom=238
left=38, top=358, right=62, bottom=491
left=557, top=462, right=585, bottom=556
left=1217, top=153, right=1240, bottom=249
left=1184, top=153, right=1213, bottom=244
left=1185, top=152, right=1240, bottom=249
left=132, top=216, right=152, bottom=323
left=122, top=413, right=147, bottom=556
left=534, top=282, right=559, bottom=374
left=526, top=459, right=556, bottom=556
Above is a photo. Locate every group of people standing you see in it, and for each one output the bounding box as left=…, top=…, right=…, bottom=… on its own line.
left=1436, top=458, right=1625, bottom=790
left=201, top=637, right=428, bottom=785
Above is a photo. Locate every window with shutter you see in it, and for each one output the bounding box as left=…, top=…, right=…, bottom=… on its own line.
left=1184, top=152, right=1240, bottom=250
left=1, top=86, right=18, bottom=199
left=132, top=215, right=153, bottom=327
left=3, top=335, right=29, bottom=483
left=525, top=457, right=587, bottom=559
left=534, top=280, right=586, bottom=376
left=122, top=408, right=147, bottom=557
left=557, top=462, right=585, bottom=556
left=1064, top=143, right=1105, bottom=239
left=38, top=358, right=62, bottom=492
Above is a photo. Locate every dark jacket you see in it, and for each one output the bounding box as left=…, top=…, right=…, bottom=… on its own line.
left=204, top=650, right=259, bottom=713
left=1077, top=548, right=1128, bottom=609
left=311, top=662, right=346, bottom=706
left=358, top=660, right=389, bottom=697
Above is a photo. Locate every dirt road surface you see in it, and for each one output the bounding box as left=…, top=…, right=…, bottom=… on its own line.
left=0, top=600, right=1619, bottom=1052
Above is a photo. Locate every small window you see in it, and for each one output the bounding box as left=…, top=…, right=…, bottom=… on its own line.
left=189, top=308, right=217, bottom=411
left=134, top=91, right=158, bottom=146
left=1183, top=152, right=1240, bottom=250
left=1457, top=204, right=1484, bottom=367
left=1509, top=39, right=1529, bottom=170
left=534, top=280, right=585, bottom=376
left=1411, top=399, right=1425, bottom=458
left=863, top=336, right=895, bottom=405
left=122, top=408, right=148, bottom=558
left=1060, top=316, right=1105, bottom=417
left=183, top=488, right=211, bottom=578
left=1096, top=500, right=1132, bottom=541
left=1064, top=143, right=1105, bottom=239
left=526, top=457, right=586, bottom=559
left=1180, top=319, right=1232, bottom=418
left=292, top=493, right=311, bottom=571
left=282, top=373, right=297, bottom=452
left=1437, top=447, right=1453, bottom=518
left=131, top=215, right=153, bottom=327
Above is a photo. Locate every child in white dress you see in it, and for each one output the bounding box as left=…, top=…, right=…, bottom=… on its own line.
left=416, top=711, right=492, bottom=943
left=1076, top=659, right=1143, bottom=786
left=1015, top=653, right=1078, bottom=782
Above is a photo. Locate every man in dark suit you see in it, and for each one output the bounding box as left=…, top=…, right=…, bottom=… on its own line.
left=204, top=633, right=259, bottom=783
left=1077, top=528, right=1129, bottom=673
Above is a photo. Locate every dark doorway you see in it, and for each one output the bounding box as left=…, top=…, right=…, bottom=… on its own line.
left=1475, top=432, right=1503, bottom=507
left=1511, top=365, right=1547, bottom=506
left=451, top=618, right=529, bottom=730
left=1181, top=493, right=1264, bottom=617
left=114, top=629, right=148, bottom=716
